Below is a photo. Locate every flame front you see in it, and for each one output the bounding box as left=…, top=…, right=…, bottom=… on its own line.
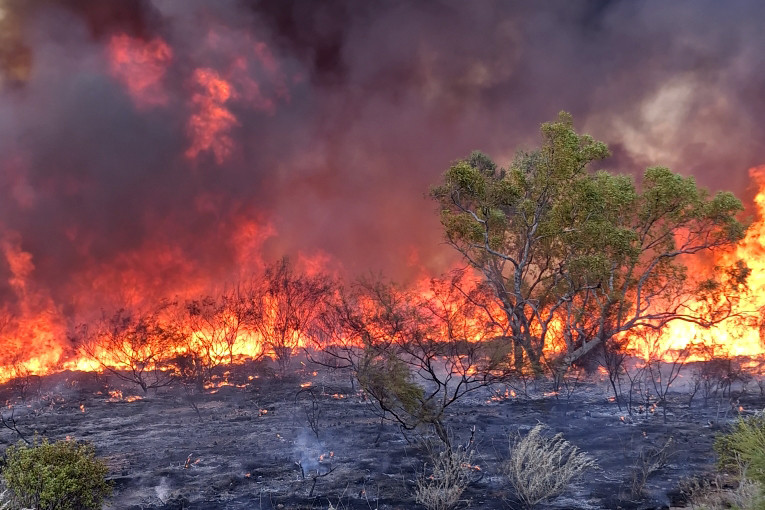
left=0, top=3, right=764, bottom=384
left=633, top=166, right=765, bottom=361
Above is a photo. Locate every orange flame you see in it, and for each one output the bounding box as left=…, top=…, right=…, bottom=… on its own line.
left=634, top=165, right=765, bottom=361
left=0, top=234, right=67, bottom=379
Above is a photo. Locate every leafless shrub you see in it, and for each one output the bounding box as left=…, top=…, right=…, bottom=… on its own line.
left=415, top=445, right=474, bottom=510
left=251, top=258, right=332, bottom=374
left=641, top=328, right=690, bottom=423
left=325, top=486, right=350, bottom=510
left=622, top=359, right=648, bottom=416
left=687, top=372, right=703, bottom=408
left=548, top=364, right=584, bottom=402
left=174, top=296, right=237, bottom=390
left=630, top=436, right=674, bottom=498
left=0, top=407, right=30, bottom=445
left=7, top=357, right=40, bottom=402
left=690, top=344, right=751, bottom=410
left=76, top=304, right=175, bottom=393
left=599, top=336, right=629, bottom=411
left=314, top=271, right=511, bottom=447
left=181, top=282, right=263, bottom=368
left=504, top=424, right=596, bottom=508
left=295, top=387, right=322, bottom=439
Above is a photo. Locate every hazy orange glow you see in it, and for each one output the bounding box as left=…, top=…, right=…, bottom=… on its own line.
left=184, top=29, right=288, bottom=164
left=1, top=234, right=68, bottom=379
left=185, top=68, right=238, bottom=164
left=107, top=35, right=173, bottom=109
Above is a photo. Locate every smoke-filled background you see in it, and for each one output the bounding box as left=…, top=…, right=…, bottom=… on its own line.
left=1, top=0, right=764, bottom=364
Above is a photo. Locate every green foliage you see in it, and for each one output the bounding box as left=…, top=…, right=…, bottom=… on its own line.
left=715, top=414, right=765, bottom=486
left=357, top=351, right=427, bottom=420
left=2, top=437, right=112, bottom=510
left=431, top=111, right=748, bottom=372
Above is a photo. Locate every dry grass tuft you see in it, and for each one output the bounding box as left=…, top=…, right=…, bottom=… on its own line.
left=415, top=446, right=474, bottom=510
left=504, top=424, right=597, bottom=508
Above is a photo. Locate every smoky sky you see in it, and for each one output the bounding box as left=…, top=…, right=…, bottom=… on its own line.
left=1, top=0, right=765, bottom=314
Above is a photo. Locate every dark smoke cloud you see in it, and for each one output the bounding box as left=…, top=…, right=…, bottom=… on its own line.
left=1, top=0, right=764, bottom=316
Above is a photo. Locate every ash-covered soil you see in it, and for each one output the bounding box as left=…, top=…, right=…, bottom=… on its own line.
left=0, top=359, right=759, bottom=510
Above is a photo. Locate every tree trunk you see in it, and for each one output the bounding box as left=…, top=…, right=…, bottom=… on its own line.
left=608, top=375, right=622, bottom=411
left=513, top=339, right=524, bottom=372
left=433, top=419, right=451, bottom=449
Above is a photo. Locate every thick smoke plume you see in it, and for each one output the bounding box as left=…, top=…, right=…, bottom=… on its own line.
left=0, top=0, right=764, bottom=363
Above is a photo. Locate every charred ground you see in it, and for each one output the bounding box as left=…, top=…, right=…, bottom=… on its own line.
left=0, top=355, right=758, bottom=510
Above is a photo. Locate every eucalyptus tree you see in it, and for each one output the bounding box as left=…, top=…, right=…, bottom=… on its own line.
left=557, top=166, right=747, bottom=372
left=431, top=112, right=747, bottom=374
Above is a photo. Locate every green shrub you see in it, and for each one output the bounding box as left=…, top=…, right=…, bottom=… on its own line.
left=715, top=413, right=765, bottom=485
left=2, top=437, right=112, bottom=510
left=357, top=351, right=427, bottom=420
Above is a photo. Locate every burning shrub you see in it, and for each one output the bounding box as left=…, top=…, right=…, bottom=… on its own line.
left=171, top=282, right=263, bottom=390
left=320, top=273, right=509, bottom=446
left=715, top=413, right=765, bottom=485
left=174, top=296, right=240, bottom=390
left=415, top=445, right=474, bottom=510
left=504, top=424, right=596, bottom=508
left=251, top=258, right=332, bottom=374
left=77, top=305, right=176, bottom=394
left=1, top=437, right=112, bottom=510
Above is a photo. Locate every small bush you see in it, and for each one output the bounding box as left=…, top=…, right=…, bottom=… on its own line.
left=357, top=352, right=426, bottom=420
left=715, top=413, right=765, bottom=485
left=504, top=424, right=596, bottom=508
left=681, top=475, right=765, bottom=510
left=415, top=446, right=474, bottom=510
left=631, top=436, right=674, bottom=497
left=2, top=437, right=112, bottom=510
